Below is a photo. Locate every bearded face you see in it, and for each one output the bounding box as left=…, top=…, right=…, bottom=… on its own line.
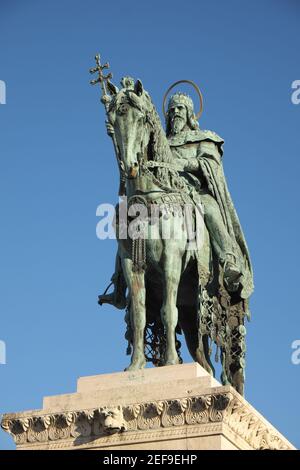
left=168, top=104, right=188, bottom=135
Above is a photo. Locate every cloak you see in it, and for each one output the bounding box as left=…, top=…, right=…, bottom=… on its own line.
left=168, top=129, right=254, bottom=299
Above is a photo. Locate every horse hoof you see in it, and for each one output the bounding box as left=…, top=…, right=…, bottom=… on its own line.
left=124, top=359, right=146, bottom=371
left=164, top=357, right=180, bottom=366
left=232, top=369, right=244, bottom=396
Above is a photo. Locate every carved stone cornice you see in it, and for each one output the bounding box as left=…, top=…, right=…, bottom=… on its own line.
left=1, top=391, right=293, bottom=450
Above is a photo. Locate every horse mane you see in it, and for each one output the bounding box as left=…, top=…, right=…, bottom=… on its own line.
left=139, top=93, right=173, bottom=165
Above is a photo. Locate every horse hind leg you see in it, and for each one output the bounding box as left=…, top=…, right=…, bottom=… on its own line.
left=178, top=306, right=214, bottom=375
left=220, top=348, right=230, bottom=385
left=195, top=334, right=215, bottom=376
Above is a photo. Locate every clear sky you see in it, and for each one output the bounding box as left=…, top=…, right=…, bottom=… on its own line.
left=0, top=0, right=299, bottom=450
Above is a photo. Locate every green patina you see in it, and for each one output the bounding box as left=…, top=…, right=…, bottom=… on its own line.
left=91, top=56, right=254, bottom=396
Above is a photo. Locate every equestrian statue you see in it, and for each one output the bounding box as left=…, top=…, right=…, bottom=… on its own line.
left=90, top=55, right=254, bottom=396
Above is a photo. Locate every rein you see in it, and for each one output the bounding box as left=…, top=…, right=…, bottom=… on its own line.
left=139, top=160, right=189, bottom=195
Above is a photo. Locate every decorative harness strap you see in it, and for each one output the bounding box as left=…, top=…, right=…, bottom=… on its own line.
left=128, top=161, right=199, bottom=273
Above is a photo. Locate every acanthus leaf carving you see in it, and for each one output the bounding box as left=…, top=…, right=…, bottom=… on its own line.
left=137, top=402, right=164, bottom=430
left=186, top=395, right=211, bottom=425
left=209, top=394, right=231, bottom=422
left=161, top=399, right=186, bottom=427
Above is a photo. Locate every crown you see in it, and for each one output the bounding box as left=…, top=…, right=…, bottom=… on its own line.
left=167, top=92, right=194, bottom=113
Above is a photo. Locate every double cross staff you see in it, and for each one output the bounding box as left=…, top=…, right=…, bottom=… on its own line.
left=90, top=54, right=112, bottom=111
left=90, top=54, right=125, bottom=195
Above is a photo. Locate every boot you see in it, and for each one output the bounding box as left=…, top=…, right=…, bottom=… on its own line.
left=98, top=276, right=127, bottom=310
left=223, top=253, right=242, bottom=292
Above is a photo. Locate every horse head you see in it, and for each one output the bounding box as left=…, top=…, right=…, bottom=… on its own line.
left=108, top=79, right=152, bottom=179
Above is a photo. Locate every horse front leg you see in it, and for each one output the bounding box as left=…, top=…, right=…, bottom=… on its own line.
left=160, top=246, right=182, bottom=366
left=122, top=257, right=146, bottom=371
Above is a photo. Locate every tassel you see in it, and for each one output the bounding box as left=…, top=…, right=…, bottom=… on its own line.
left=215, top=345, right=219, bottom=363
left=208, top=339, right=213, bottom=357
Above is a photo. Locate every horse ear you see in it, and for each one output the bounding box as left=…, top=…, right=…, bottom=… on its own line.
left=107, top=80, right=119, bottom=96
left=134, top=79, right=144, bottom=97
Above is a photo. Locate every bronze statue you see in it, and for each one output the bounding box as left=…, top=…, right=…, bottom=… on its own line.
left=91, top=55, right=254, bottom=395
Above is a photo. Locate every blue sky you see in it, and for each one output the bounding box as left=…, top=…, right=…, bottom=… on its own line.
left=0, top=0, right=299, bottom=449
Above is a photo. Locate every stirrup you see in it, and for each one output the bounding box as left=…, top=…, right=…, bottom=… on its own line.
left=98, top=281, right=113, bottom=306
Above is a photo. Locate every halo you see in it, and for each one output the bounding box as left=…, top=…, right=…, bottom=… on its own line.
left=162, top=79, right=203, bottom=120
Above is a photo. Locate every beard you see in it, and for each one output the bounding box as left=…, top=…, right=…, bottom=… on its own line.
left=171, top=116, right=186, bottom=134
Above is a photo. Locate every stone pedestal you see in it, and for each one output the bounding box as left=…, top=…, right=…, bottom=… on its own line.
left=1, top=364, right=295, bottom=450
